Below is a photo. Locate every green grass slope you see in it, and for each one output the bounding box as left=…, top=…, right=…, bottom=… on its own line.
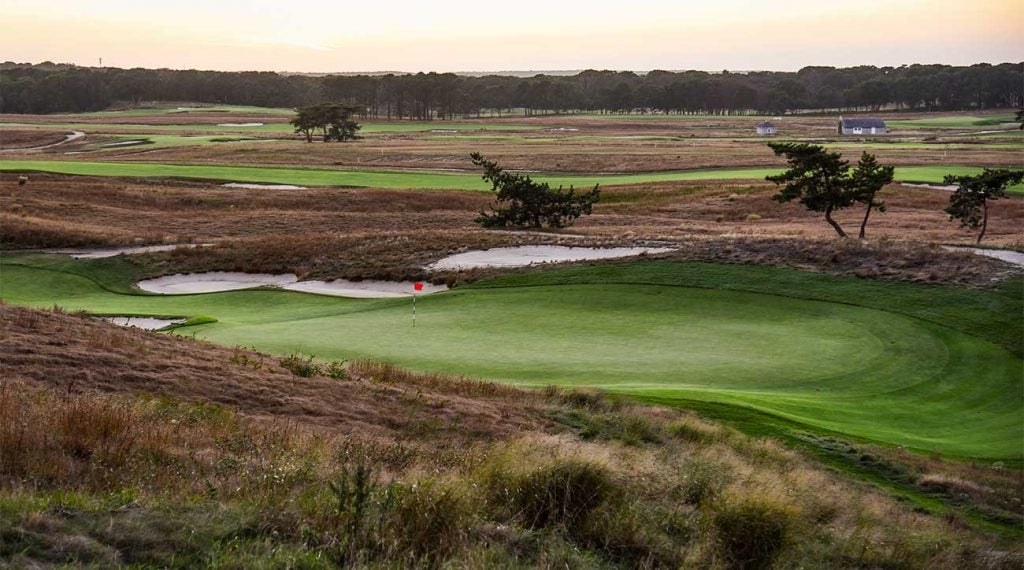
left=1, top=256, right=1020, bottom=459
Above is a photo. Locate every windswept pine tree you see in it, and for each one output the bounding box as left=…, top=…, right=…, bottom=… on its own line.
left=471, top=153, right=600, bottom=229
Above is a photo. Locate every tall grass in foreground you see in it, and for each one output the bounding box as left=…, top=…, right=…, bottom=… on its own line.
left=1, top=363, right=1020, bottom=568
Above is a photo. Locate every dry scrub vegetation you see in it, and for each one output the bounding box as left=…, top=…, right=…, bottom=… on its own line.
left=2, top=174, right=1020, bottom=289
left=1, top=304, right=1021, bottom=569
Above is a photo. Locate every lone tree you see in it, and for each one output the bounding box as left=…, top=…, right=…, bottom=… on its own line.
left=944, top=168, right=1024, bottom=243
left=849, top=151, right=894, bottom=239
left=291, top=103, right=362, bottom=142
left=291, top=107, right=319, bottom=142
left=766, top=143, right=855, bottom=237
left=470, top=153, right=600, bottom=229
left=766, top=143, right=894, bottom=238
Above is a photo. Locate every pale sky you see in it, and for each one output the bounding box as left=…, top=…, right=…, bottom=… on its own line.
left=3, top=0, right=1021, bottom=72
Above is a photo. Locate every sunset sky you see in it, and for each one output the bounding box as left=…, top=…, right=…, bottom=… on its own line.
left=3, top=0, right=1021, bottom=73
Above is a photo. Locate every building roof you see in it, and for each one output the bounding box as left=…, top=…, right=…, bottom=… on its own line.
left=840, top=118, right=886, bottom=129
left=757, top=121, right=776, bottom=128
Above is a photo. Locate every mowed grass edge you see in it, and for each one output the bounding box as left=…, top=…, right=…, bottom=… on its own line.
left=3, top=159, right=1021, bottom=191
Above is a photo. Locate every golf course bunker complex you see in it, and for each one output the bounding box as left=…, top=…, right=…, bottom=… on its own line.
left=429, top=245, right=675, bottom=270
left=100, top=316, right=185, bottom=330
left=283, top=279, right=447, bottom=298
left=135, top=272, right=446, bottom=298
left=136, top=272, right=299, bottom=294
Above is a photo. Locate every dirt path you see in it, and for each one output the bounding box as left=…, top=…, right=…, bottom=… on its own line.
left=0, top=130, right=85, bottom=152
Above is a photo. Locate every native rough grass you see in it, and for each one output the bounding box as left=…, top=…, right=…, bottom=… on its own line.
left=2, top=304, right=1020, bottom=569
left=1, top=174, right=1021, bottom=288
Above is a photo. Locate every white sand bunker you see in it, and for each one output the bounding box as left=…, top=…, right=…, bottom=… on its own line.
left=53, top=244, right=202, bottom=259
left=429, top=245, right=675, bottom=270
left=943, top=246, right=1024, bottom=268
left=103, top=139, right=148, bottom=147
left=137, top=272, right=299, bottom=294
left=217, top=122, right=264, bottom=127
left=101, top=316, right=185, bottom=330
left=135, top=272, right=444, bottom=298
left=223, top=183, right=307, bottom=190
left=283, top=279, right=447, bottom=298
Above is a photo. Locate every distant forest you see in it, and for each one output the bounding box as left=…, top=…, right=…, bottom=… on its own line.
left=1, top=62, right=1021, bottom=117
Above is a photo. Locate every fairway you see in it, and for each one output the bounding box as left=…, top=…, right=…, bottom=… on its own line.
left=3, top=159, right=1018, bottom=191
left=2, top=256, right=1019, bottom=459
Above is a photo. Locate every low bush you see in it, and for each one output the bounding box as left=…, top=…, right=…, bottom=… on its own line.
left=483, top=457, right=617, bottom=531
left=712, top=495, right=797, bottom=570
left=279, top=353, right=320, bottom=377
left=324, top=360, right=349, bottom=380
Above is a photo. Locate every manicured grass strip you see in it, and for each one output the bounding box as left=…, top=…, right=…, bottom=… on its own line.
left=886, top=114, right=1018, bottom=129
left=0, top=121, right=540, bottom=134
left=3, top=159, right=1020, bottom=191
left=1, top=256, right=1019, bottom=459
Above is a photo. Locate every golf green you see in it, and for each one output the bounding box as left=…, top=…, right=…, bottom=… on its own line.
left=1, top=256, right=1020, bottom=459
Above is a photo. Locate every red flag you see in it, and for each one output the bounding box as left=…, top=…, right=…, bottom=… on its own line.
left=414, top=282, right=424, bottom=291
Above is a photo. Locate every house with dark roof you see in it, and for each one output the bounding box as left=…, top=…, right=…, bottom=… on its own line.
left=755, top=121, right=777, bottom=136
left=838, top=117, right=887, bottom=135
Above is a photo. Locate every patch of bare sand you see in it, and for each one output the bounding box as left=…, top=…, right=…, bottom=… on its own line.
left=429, top=245, right=675, bottom=270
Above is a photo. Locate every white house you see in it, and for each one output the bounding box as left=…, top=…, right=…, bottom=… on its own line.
left=839, top=117, right=887, bottom=135
left=755, top=121, right=777, bottom=136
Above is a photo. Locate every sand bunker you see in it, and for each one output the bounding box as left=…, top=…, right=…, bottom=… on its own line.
left=101, top=316, right=185, bottom=330
left=136, top=272, right=299, bottom=294
left=429, top=245, right=675, bottom=270
left=52, top=244, right=202, bottom=259
left=103, top=139, right=148, bottom=147
left=223, top=183, right=308, bottom=190
left=943, top=246, right=1024, bottom=268
left=283, top=279, right=447, bottom=298
left=136, top=272, right=446, bottom=298
left=217, top=122, right=264, bottom=127
left=902, top=183, right=957, bottom=192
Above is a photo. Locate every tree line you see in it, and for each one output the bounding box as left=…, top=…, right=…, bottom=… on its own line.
left=2, top=61, right=1021, bottom=116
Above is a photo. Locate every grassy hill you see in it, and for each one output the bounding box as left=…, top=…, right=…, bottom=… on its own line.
left=2, top=304, right=1020, bottom=568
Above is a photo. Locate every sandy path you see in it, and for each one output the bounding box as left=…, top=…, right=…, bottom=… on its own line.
left=0, top=130, right=85, bottom=152
left=429, top=245, right=676, bottom=270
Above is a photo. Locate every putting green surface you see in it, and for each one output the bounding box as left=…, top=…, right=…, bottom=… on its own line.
left=2, top=256, right=1020, bottom=459
left=3, top=159, right=1019, bottom=191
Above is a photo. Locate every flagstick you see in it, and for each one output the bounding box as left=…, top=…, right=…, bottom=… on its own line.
left=412, top=292, right=416, bottom=328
